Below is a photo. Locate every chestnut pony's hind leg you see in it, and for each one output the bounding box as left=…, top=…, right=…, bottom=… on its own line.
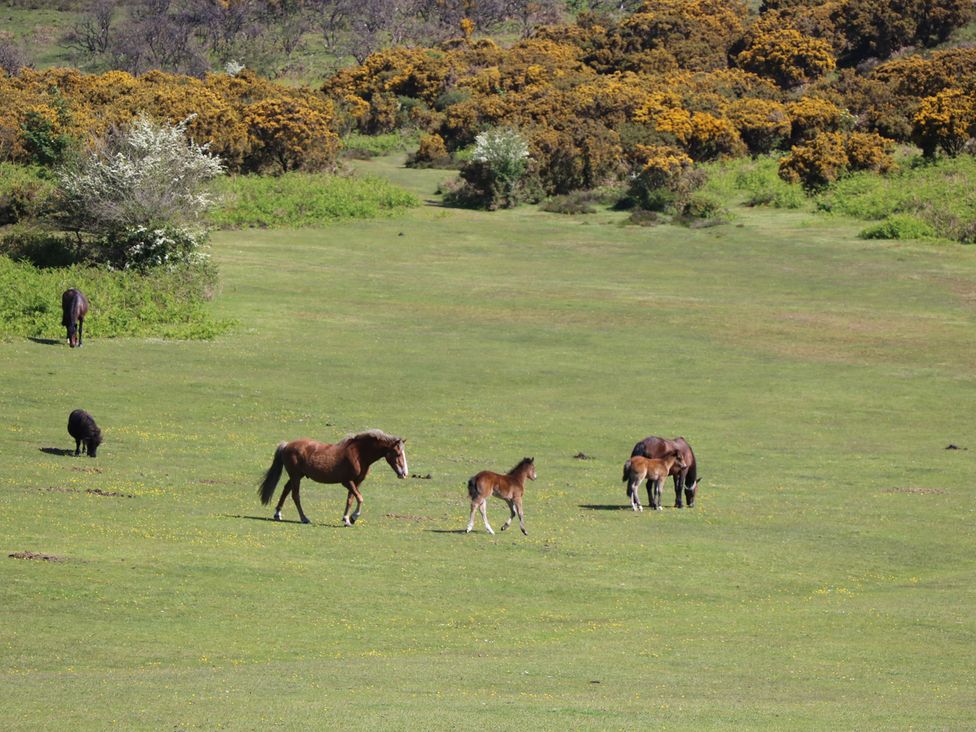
left=291, top=481, right=310, bottom=524
left=274, top=477, right=295, bottom=521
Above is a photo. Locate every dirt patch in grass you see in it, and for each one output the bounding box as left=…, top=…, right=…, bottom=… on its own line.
left=71, top=466, right=104, bottom=474
left=9, top=551, right=70, bottom=562
left=879, top=487, right=947, bottom=495
left=40, top=486, right=133, bottom=498
left=385, top=513, right=431, bottom=522
left=86, top=488, right=134, bottom=498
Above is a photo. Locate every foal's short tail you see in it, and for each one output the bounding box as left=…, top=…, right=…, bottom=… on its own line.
left=258, top=442, right=286, bottom=505
left=621, top=459, right=632, bottom=483
left=466, top=477, right=478, bottom=501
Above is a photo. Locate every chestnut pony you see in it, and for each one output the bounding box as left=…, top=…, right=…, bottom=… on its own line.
left=622, top=450, right=686, bottom=511
left=61, top=288, right=89, bottom=348
left=631, top=436, right=700, bottom=508
left=258, top=429, right=407, bottom=526
left=465, top=457, right=535, bottom=536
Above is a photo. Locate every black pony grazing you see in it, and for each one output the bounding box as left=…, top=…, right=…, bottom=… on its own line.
left=68, top=409, right=102, bottom=457
left=61, top=288, right=89, bottom=348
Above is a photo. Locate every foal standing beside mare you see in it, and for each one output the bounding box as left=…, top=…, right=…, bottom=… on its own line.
left=631, top=435, right=700, bottom=507
left=61, top=288, right=89, bottom=348
left=258, top=429, right=408, bottom=526
left=622, top=450, right=686, bottom=511
left=465, top=457, right=535, bottom=536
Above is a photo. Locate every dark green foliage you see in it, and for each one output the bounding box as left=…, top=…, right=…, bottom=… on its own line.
left=858, top=214, right=937, bottom=240
left=0, top=164, right=56, bottom=226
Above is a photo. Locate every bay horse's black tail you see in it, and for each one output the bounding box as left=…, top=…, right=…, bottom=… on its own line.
left=258, top=442, right=286, bottom=505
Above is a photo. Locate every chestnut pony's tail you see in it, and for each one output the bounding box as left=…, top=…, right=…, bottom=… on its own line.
left=258, top=442, right=286, bottom=505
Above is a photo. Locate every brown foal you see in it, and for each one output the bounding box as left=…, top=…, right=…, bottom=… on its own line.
left=465, top=457, right=536, bottom=536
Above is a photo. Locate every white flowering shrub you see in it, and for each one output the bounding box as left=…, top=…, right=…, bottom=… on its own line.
left=472, top=127, right=529, bottom=190
left=55, top=113, right=224, bottom=269
left=450, top=127, right=531, bottom=209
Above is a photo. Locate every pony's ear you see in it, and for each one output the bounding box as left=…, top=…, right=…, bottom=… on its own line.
left=527, top=457, right=534, bottom=463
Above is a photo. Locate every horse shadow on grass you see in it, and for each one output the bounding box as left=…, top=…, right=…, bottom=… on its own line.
left=40, top=447, right=75, bottom=457
left=224, top=514, right=346, bottom=528
left=579, top=504, right=631, bottom=511
left=28, top=337, right=61, bottom=346
left=426, top=528, right=469, bottom=535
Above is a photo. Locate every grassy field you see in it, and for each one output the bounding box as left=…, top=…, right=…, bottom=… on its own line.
left=1, top=156, right=975, bottom=729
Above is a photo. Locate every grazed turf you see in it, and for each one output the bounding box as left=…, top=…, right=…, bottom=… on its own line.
left=1, top=157, right=974, bottom=730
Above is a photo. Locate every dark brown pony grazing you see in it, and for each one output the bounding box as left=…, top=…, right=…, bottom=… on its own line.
left=258, top=429, right=407, bottom=526
left=622, top=450, right=686, bottom=512
left=68, top=409, right=102, bottom=457
left=465, top=457, right=535, bottom=536
left=631, top=436, right=700, bottom=508
left=61, top=288, right=89, bottom=348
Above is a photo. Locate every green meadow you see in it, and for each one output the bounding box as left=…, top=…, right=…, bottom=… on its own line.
left=1, top=158, right=975, bottom=729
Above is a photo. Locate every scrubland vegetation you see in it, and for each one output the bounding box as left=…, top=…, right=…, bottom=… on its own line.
left=2, top=2, right=976, bottom=728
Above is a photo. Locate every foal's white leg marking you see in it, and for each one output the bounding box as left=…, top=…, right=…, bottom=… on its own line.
left=480, top=501, right=494, bottom=535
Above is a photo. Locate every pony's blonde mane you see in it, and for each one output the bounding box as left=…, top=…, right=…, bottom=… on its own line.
left=342, top=428, right=400, bottom=445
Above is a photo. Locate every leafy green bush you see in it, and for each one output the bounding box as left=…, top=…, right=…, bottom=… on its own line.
left=0, top=163, right=55, bottom=225
left=209, top=172, right=419, bottom=228
left=0, top=256, right=232, bottom=341
left=0, top=226, right=82, bottom=268
left=858, top=215, right=937, bottom=240
left=817, top=155, right=976, bottom=242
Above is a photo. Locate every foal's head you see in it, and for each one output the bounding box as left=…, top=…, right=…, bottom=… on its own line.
left=385, top=438, right=409, bottom=479
left=671, top=450, right=687, bottom=471
left=516, top=457, right=536, bottom=482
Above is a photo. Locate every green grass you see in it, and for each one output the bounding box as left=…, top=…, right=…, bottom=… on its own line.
left=1, top=156, right=975, bottom=729
left=208, top=171, right=420, bottom=228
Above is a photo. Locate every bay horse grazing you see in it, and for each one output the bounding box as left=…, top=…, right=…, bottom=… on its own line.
left=258, top=429, right=407, bottom=526
left=465, top=457, right=535, bottom=536
left=622, top=450, right=686, bottom=512
left=61, top=288, right=89, bottom=348
left=631, top=436, right=700, bottom=508
left=68, top=409, right=102, bottom=457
